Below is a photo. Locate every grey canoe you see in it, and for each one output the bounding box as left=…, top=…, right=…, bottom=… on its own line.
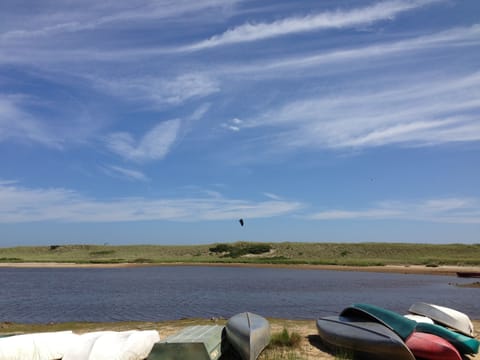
left=316, top=316, right=415, bottom=360
left=409, top=302, right=475, bottom=337
left=226, top=312, right=271, bottom=360
left=147, top=325, right=225, bottom=360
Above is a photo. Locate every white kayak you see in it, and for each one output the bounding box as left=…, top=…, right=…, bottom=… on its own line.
left=0, top=331, right=78, bottom=360
left=404, top=314, right=434, bottom=324
left=409, top=303, right=474, bottom=337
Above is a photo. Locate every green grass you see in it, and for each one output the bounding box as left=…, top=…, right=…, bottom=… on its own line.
left=270, top=328, right=302, bottom=348
left=0, top=242, right=479, bottom=266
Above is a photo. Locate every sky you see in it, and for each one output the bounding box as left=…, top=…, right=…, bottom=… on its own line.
left=1, top=0, right=479, bottom=246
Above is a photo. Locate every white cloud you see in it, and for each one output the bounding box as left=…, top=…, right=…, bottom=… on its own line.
left=263, top=192, right=283, bottom=201
left=0, top=182, right=303, bottom=223
left=222, top=118, right=243, bottom=132
left=102, top=165, right=149, bottom=182
left=93, top=73, right=219, bottom=107
left=0, top=95, right=62, bottom=148
left=0, top=0, right=240, bottom=42
left=106, top=119, right=181, bottom=162
left=243, top=71, right=480, bottom=150
left=309, top=198, right=480, bottom=224
left=183, top=0, right=441, bottom=51
left=224, top=25, right=480, bottom=75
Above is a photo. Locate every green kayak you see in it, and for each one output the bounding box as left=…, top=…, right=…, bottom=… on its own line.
left=341, top=303, right=416, bottom=340
left=341, top=303, right=479, bottom=355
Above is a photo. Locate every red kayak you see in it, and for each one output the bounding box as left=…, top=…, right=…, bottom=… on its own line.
left=406, top=331, right=462, bottom=360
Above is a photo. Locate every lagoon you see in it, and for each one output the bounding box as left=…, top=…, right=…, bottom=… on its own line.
left=0, top=266, right=478, bottom=323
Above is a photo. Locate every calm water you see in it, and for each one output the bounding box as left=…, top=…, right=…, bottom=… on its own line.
left=0, top=266, right=478, bottom=323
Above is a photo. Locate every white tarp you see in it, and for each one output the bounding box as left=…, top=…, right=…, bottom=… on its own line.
left=63, top=331, right=114, bottom=360
left=0, top=331, right=78, bottom=360
left=88, top=330, right=136, bottom=360
left=120, top=330, right=160, bottom=360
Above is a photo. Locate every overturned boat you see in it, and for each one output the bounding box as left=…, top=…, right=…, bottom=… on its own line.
left=316, top=315, right=415, bottom=360
left=226, top=312, right=271, bottom=360
left=409, top=302, right=474, bottom=337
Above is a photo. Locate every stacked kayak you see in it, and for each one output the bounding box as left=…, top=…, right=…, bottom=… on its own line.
left=317, top=303, right=479, bottom=360
left=316, top=316, right=415, bottom=360
left=406, top=332, right=461, bottom=360
left=409, top=302, right=474, bottom=337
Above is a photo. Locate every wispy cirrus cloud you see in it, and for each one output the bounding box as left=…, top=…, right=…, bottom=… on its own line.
left=0, top=0, right=240, bottom=42
left=92, top=73, right=219, bottom=107
left=309, top=198, right=480, bottom=224
left=0, top=181, right=302, bottom=223
left=183, top=0, right=441, bottom=51
left=238, top=71, right=480, bottom=150
left=225, top=25, right=480, bottom=76
left=105, top=119, right=181, bottom=162
left=0, top=92, right=107, bottom=149
left=101, top=165, right=150, bottom=182
left=0, top=94, right=62, bottom=148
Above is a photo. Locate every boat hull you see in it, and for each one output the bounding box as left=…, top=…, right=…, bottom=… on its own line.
left=409, top=302, right=474, bottom=337
left=341, top=303, right=417, bottom=340
left=406, top=331, right=462, bottom=360
left=316, top=316, right=415, bottom=360
left=456, top=272, right=480, bottom=278
left=415, top=322, right=479, bottom=355
left=147, top=325, right=225, bottom=360
left=226, top=312, right=271, bottom=360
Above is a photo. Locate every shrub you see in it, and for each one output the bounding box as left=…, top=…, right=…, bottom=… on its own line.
left=209, top=243, right=271, bottom=258
left=209, top=244, right=232, bottom=253
left=89, top=250, right=116, bottom=256
left=269, top=328, right=302, bottom=348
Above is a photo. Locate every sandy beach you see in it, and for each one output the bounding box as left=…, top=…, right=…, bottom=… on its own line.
left=1, top=318, right=478, bottom=359
left=2, top=261, right=480, bottom=276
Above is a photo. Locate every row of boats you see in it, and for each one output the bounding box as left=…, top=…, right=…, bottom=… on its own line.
left=0, top=312, right=271, bottom=360
left=317, top=302, right=479, bottom=360
left=0, top=303, right=478, bottom=360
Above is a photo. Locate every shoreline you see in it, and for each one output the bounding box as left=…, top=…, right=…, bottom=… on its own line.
left=1, top=318, right=479, bottom=360
left=1, top=261, right=480, bottom=276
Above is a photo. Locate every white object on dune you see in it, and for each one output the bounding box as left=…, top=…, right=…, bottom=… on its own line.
left=120, top=330, right=160, bottom=360
left=63, top=331, right=114, bottom=360
left=404, top=314, right=434, bottom=324
left=409, top=302, right=475, bottom=337
left=88, top=330, right=137, bottom=360
left=0, top=331, right=78, bottom=360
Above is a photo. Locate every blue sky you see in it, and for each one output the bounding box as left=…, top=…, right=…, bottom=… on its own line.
left=1, top=0, right=479, bottom=246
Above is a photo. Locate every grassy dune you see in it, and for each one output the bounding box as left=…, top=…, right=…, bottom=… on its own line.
left=1, top=242, right=480, bottom=266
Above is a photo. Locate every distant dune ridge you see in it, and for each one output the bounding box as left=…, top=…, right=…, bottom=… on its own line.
left=1, top=242, right=480, bottom=266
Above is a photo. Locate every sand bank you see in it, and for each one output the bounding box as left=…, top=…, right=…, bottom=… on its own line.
left=1, top=261, right=480, bottom=276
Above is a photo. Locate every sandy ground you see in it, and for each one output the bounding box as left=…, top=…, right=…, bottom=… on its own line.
left=1, top=261, right=480, bottom=276
left=158, top=319, right=480, bottom=360
left=1, top=318, right=478, bottom=359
